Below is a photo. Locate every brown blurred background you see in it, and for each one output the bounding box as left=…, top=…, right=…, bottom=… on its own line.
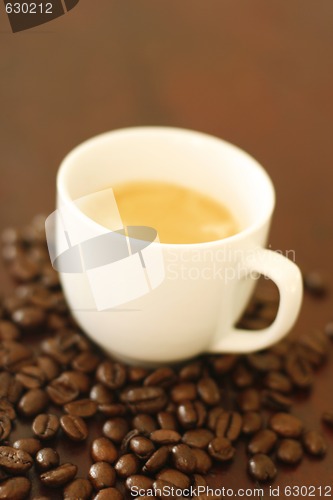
left=0, top=0, right=333, bottom=494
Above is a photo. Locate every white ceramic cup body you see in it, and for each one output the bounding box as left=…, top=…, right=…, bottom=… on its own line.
left=56, top=127, right=303, bottom=365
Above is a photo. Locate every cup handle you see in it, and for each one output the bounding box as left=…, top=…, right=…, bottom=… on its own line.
left=207, top=248, right=303, bottom=353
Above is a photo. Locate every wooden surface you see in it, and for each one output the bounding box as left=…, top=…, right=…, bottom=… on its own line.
left=0, top=1, right=333, bottom=497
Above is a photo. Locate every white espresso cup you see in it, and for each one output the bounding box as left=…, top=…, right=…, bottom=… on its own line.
left=54, top=127, right=303, bottom=365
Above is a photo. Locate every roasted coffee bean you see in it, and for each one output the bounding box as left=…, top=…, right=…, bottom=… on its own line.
left=99, top=403, right=126, bottom=417
left=157, top=411, right=178, bottom=430
left=93, top=487, right=123, bottom=500
left=277, top=439, right=303, bottom=464
left=144, top=368, right=177, bottom=388
left=215, top=411, right=242, bottom=441
left=325, top=322, right=333, bottom=339
left=0, top=372, right=23, bottom=403
left=124, top=387, right=167, bottom=414
left=269, top=413, right=303, bottom=438
left=182, top=429, right=214, bottom=449
left=232, top=362, right=254, bottom=388
left=237, top=388, right=261, bottom=412
left=0, top=321, right=20, bottom=341
left=304, top=271, right=327, bottom=297
left=18, top=388, right=49, bottom=417
left=211, top=355, right=238, bottom=374
left=60, top=414, right=88, bottom=441
left=46, top=376, right=79, bottom=406
left=103, top=418, right=129, bottom=443
left=64, top=398, right=97, bottom=418
left=32, top=413, right=60, bottom=439
left=47, top=312, right=68, bottom=331
left=156, top=468, right=191, bottom=489
left=261, top=390, right=292, bottom=411
left=1, top=227, right=21, bottom=245
left=0, top=341, right=34, bottom=371
left=61, top=371, right=91, bottom=393
left=90, top=384, right=114, bottom=405
left=35, top=448, right=60, bottom=471
left=152, top=479, right=179, bottom=499
left=0, top=477, right=31, bottom=500
left=248, top=453, right=277, bottom=482
left=13, top=438, right=41, bottom=456
left=241, top=412, right=263, bottom=435
left=125, top=475, right=154, bottom=492
left=142, top=446, right=169, bottom=474
left=129, top=436, right=155, bottom=459
left=248, top=429, right=278, bottom=454
left=127, top=367, right=150, bottom=383
left=247, top=352, right=281, bottom=372
left=89, top=461, right=116, bottom=489
left=285, top=350, right=313, bottom=388
left=96, top=361, right=127, bottom=389
left=63, top=478, right=93, bottom=499
left=0, top=415, right=11, bottom=440
left=120, top=430, right=140, bottom=454
left=0, top=398, right=16, bottom=420
left=207, top=407, right=225, bottom=431
left=197, top=377, right=220, bottom=406
left=0, top=446, right=33, bottom=472
left=177, top=400, right=206, bottom=429
left=12, top=306, right=45, bottom=329
left=191, top=448, right=212, bottom=474
left=208, top=437, right=235, bottom=461
left=41, top=338, right=76, bottom=366
left=171, top=383, right=197, bottom=403
left=171, top=444, right=196, bottom=473
left=16, top=365, right=46, bottom=389
left=91, top=437, right=118, bottom=463
left=72, top=351, right=100, bottom=373
left=37, top=356, right=60, bottom=382
left=40, top=462, right=77, bottom=487
left=10, top=257, right=40, bottom=282
left=115, top=453, right=140, bottom=478
left=150, top=429, right=181, bottom=445
left=264, top=371, right=292, bottom=393
left=41, top=267, right=60, bottom=289
left=297, top=329, right=328, bottom=360
left=179, top=361, right=202, bottom=381
left=132, top=414, right=157, bottom=434
left=302, top=430, right=327, bottom=456
left=322, top=411, right=333, bottom=428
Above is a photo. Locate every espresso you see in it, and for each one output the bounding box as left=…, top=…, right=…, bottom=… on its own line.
left=84, top=181, right=239, bottom=244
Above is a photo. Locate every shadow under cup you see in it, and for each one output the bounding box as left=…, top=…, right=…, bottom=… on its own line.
left=56, top=127, right=276, bottom=364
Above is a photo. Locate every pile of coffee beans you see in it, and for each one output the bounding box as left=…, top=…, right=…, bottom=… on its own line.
left=0, top=216, right=332, bottom=499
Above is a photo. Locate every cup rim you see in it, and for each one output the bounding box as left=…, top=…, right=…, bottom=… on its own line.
left=57, top=126, right=276, bottom=248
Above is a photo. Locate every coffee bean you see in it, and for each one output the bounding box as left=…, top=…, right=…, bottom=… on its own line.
left=156, top=468, right=190, bottom=489
left=269, top=413, right=303, bottom=438
left=120, top=429, right=140, bottom=454
left=215, top=411, right=242, bottom=441
left=237, top=388, right=261, bottom=412
left=37, top=356, right=60, bottom=382
left=130, top=436, right=155, bottom=459
left=285, top=350, right=313, bottom=388
left=144, top=368, right=177, bottom=388
left=171, top=444, right=196, bottom=473
left=13, top=438, right=41, bottom=456
left=128, top=367, right=150, bottom=383
left=197, top=378, right=220, bottom=405
left=132, top=414, right=157, bottom=434
left=41, top=337, right=76, bottom=365
left=191, top=448, right=212, bottom=474
left=247, top=352, right=281, bottom=372
left=99, top=403, right=126, bottom=417
left=72, top=351, right=100, bottom=373
left=10, top=257, right=40, bottom=282
left=0, top=372, right=22, bottom=403
left=208, top=437, right=235, bottom=461
left=207, top=407, right=225, bottom=431
left=177, top=400, right=206, bottom=429
left=261, top=390, right=292, bottom=411
left=277, top=439, right=303, bottom=464
left=60, top=414, right=88, bottom=441
left=16, top=365, right=46, bottom=389
left=124, top=387, right=167, bottom=414
left=304, top=271, right=327, bottom=297
left=179, top=361, right=202, bottom=381
left=157, top=411, right=178, bottom=430
left=142, top=446, right=169, bottom=474
left=18, top=388, right=49, bottom=417
left=46, top=376, right=79, bottom=406
left=193, top=473, right=207, bottom=491
left=32, top=413, right=60, bottom=440
left=171, top=383, right=197, bottom=403
left=90, top=384, right=114, bottom=405
left=152, top=479, right=179, bottom=499
left=91, top=437, right=118, bottom=463
left=89, top=461, right=116, bottom=490
left=0, top=321, right=20, bottom=341
left=115, top=453, right=140, bottom=478
left=96, top=361, right=127, bottom=389
left=12, top=306, right=45, bottom=330
left=0, top=477, right=31, bottom=500
left=93, top=487, right=123, bottom=500
left=211, top=355, right=238, bottom=374
left=0, top=415, right=11, bottom=441
left=264, top=371, right=292, bottom=393
left=248, top=453, right=277, bottom=482
left=325, top=322, right=333, bottom=339
left=241, top=412, right=263, bottom=435
left=182, top=429, right=214, bottom=449
left=322, top=411, right=333, bottom=428
left=232, top=362, right=254, bottom=388
left=0, top=398, right=16, bottom=420
left=150, top=429, right=181, bottom=445
left=103, top=418, right=129, bottom=443
left=63, top=477, right=93, bottom=499
left=40, top=462, right=77, bottom=487
left=248, top=429, right=278, bottom=454
left=0, top=446, right=33, bottom=473
left=61, top=371, right=91, bottom=393
left=35, top=448, right=60, bottom=471
left=0, top=341, right=34, bottom=372
left=302, top=430, right=327, bottom=456
left=64, top=398, right=98, bottom=418
left=125, top=475, right=154, bottom=492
